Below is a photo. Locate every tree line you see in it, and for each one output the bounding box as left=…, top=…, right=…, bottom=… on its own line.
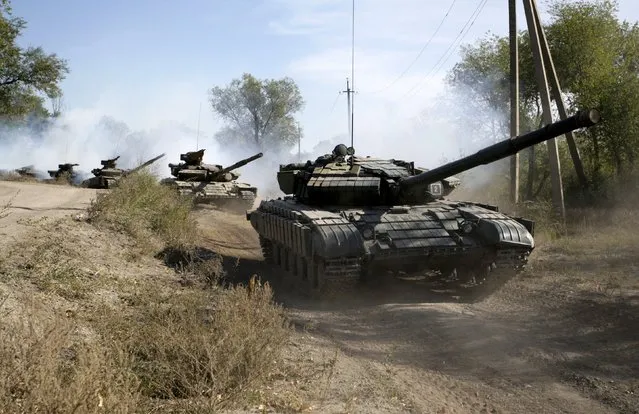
left=447, top=0, right=639, bottom=204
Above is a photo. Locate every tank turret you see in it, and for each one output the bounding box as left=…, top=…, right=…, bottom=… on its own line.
left=248, top=109, right=601, bottom=301
left=168, top=150, right=263, bottom=183
left=276, top=109, right=601, bottom=207
left=82, top=153, right=165, bottom=189
left=47, top=163, right=79, bottom=181
left=162, top=149, right=263, bottom=210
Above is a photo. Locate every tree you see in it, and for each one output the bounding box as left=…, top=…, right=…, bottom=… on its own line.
left=0, top=0, right=69, bottom=120
left=209, top=73, right=305, bottom=152
left=446, top=0, right=639, bottom=203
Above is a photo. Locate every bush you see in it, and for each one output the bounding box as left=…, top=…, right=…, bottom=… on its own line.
left=98, top=280, right=289, bottom=410
left=0, top=299, right=141, bottom=413
left=1, top=220, right=96, bottom=300
left=87, top=172, right=196, bottom=250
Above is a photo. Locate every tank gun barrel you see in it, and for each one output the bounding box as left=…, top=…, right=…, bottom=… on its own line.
left=219, top=152, right=263, bottom=175
left=123, top=153, right=166, bottom=176
left=399, top=109, right=601, bottom=190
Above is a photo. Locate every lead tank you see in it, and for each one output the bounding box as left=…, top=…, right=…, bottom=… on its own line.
left=161, top=149, right=263, bottom=210
left=81, top=153, right=166, bottom=189
left=247, top=109, right=601, bottom=301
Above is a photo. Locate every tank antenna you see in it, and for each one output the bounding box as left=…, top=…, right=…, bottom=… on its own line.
left=350, top=0, right=355, bottom=151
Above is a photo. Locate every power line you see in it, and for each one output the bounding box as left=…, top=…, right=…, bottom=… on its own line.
left=328, top=92, right=341, bottom=116
left=401, top=0, right=489, bottom=100
left=367, top=0, right=458, bottom=94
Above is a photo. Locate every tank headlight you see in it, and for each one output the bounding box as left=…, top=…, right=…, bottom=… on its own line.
left=461, top=221, right=474, bottom=234
left=362, top=227, right=374, bottom=239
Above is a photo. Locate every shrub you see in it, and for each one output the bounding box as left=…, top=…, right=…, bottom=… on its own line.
left=87, top=172, right=196, bottom=250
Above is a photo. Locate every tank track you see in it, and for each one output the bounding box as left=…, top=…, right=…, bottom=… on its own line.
left=259, top=236, right=361, bottom=299
left=457, top=247, right=530, bottom=303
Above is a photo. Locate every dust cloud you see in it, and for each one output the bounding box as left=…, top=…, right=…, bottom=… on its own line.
left=0, top=82, right=510, bottom=201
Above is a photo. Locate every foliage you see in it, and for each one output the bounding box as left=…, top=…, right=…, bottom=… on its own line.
left=0, top=0, right=69, bottom=120
left=209, top=73, right=305, bottom=152
left=447, top=0, right=639, bottom=204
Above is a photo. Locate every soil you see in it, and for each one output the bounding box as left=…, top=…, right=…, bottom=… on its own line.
left=1, top=180, right=637, bottom=414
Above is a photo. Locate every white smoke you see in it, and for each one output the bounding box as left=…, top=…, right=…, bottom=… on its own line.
left=0, top=104, right=286, bottom=195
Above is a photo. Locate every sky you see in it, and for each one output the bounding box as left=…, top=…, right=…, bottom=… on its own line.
left=7, top=0, right=639, bottom=169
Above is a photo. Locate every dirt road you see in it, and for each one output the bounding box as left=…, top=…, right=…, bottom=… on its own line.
left=2, top=180, right=635, bottom=413
left=0, top=181, right=97, bottom=247
left=201, top=208, right=638, bottom=414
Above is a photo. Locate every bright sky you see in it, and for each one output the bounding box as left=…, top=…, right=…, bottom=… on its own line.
left=11, top=0, right=639, bottom=154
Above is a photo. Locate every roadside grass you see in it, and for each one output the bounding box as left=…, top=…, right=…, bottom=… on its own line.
left=87, top=171, right=196, bottom=252
left=0, top=171, right=291, bottom=412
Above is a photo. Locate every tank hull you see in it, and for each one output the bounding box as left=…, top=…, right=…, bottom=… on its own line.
left=248, top=197, right=534, bottom=300
left=162, top=179, right=258, bottom=210
left=81, top=176, right=119, bottom=189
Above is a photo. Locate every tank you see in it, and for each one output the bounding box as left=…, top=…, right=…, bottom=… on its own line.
left=247, top=109, right=601, bottom=301
left=14, top=165, right=38, bottom=179
left=47, top=163, right=79, bottom=184
left=161, top=149, right=263, bottom=211
left=81, top=153, right=166, bottom=189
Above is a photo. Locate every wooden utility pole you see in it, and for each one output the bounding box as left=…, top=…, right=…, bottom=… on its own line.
left=509, top=0, right=520, bottom=204
left=523, top=0, right=565, bottom=220
left=530, top=0, right=589, bottom=193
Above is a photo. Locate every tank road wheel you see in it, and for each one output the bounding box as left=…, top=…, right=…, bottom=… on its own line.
left=259, top=236, right=273, bottom=264
left=303, top=258, right=362, bottom=300
left=296, top=256, right=307, bottom=284
left=457, top=262, right=519, bottom=303
left=273, top=244, right=282, bottom=266
left=307, top=259, right=326, bottom=299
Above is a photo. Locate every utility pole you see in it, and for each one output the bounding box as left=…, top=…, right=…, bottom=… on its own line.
left=530, top=0, right=589, bottom=195
left=509, top=0, right=520, bottom=204
left=523, top=0, right=565, bottom=220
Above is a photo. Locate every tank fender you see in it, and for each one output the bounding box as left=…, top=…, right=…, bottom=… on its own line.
left=310, top=221, right=367, bottom=258
left=459, top=207, right=534, bottom=248
left=513, top=217, right=535, bottom=236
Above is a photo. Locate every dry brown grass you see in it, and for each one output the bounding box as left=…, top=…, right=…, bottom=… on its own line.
left=2, top=225, right=98, bottom=300
left=0, top=171, right=37, bottom=182
left=0, top=190, right=18, bottom=220
left=0, top=172, right=292, bottom=412
left=97, top=280, right=289, bottom=411
left=87, top=171, right=196, bottom=251
left=0, top=295, right=141, bottom=413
